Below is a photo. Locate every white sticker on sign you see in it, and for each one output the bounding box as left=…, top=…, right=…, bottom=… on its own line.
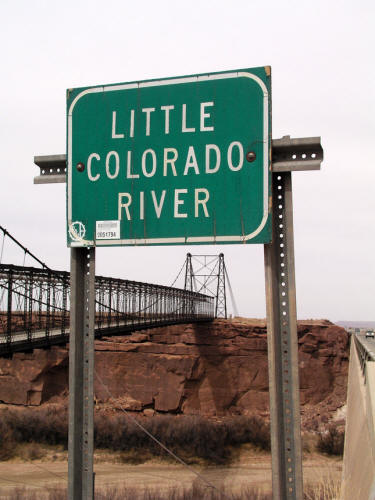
left=96, top=220, right=120, bottom=240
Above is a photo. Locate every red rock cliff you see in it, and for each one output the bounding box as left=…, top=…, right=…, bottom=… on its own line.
left=0, top=319, right=349, bottom=429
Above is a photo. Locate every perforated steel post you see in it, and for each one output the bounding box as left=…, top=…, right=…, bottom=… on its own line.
left=264, top=172, right=303, bottom=500
left=68, top=246, right=96, bottom=500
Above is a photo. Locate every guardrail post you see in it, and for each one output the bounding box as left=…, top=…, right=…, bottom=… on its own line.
left=68, top=246, right=96, bottom=500
left=264, top=171, right=303, bottom=499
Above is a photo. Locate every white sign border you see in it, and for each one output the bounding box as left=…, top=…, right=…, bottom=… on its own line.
left=67, top=71, right=270, bottom=246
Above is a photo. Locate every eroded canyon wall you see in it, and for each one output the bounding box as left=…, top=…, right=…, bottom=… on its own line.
left=0, top=319, right=349, bottom=429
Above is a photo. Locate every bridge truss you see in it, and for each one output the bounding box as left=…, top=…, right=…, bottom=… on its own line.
left=184, top=253, right=239, bottom=319
left=0, top=263, right=214, bottom=356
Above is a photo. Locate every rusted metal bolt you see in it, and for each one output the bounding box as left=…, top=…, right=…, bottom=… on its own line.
left=76, top=162, right=85, bottom=172
left=246, top=151, right=256, bottom=163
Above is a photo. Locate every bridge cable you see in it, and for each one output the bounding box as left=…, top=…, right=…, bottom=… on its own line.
left=0, top=225, right=50, bottom=270
left=191, top=255, right=219, bottom=296
left=0, top=233, right=4, bottom=264
left=95, top=257, right=189, bottom=316
left=224, top=266, right=239, bottom=318
left=0, top=474, right=42, bottom=489
left=93, top=258, right=193, bottom=317
left=120, top=257, right=191, bottom=317
left=94, top=369, right=231, bottom=500
left=29, top=461, right=67, bottom=481
left=169, top=257, right=188, bottom=288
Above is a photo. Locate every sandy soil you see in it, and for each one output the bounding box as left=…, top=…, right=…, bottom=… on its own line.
left=0, top=450, right=342, bottom=497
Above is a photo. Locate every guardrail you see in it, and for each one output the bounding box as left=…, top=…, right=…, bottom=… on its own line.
left=353, top=333, right=375, bottom=379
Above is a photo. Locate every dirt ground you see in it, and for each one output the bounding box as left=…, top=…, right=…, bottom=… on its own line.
left=0, top=448, right=342, bottom=497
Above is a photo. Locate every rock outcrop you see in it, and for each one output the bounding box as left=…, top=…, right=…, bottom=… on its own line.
left=0, top=319, right=349, bottom=429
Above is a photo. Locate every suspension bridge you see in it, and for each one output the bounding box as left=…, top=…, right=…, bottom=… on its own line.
left=0, top=226, right=235, bottom=357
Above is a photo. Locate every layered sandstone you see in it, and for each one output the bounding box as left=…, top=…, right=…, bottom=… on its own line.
left=0, top=319, right=349, bottom=429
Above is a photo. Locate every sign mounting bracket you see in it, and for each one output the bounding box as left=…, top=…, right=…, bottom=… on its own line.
left=33, top=136, right=323, bottom=183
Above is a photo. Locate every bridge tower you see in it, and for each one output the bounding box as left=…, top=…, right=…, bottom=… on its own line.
left=215, top=254, right=227, bottom=318
left=184, top=253, right=194, bottom=292
left=184, top=253, right=228, bottom=318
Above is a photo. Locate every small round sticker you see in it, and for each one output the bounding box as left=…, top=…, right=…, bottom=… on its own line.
left=69, top=221, right=86, bottom=241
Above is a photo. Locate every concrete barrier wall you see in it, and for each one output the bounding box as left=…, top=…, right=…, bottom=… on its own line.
left=365, top=362, right=375, bottom=500
left=341, top=337, right=375, bottom=500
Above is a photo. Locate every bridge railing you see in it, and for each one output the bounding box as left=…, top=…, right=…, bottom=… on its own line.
left=341, top=333, right=375, bottom=500
left=0, top=263, right=214, bottom=354
left=353, top=333, right=375, bottom=378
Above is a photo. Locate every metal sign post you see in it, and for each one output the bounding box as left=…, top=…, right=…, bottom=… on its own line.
left=265, top=171, right=303, bottom=499
left=68, top=246, right=96, bottom=500
left=263, top=135, right=323, bottom=499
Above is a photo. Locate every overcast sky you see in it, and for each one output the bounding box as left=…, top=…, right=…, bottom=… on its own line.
left=0, top=0, right=373, bottom=321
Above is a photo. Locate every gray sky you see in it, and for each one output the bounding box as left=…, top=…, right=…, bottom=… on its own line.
left=1, top=0, right=374, bottom=321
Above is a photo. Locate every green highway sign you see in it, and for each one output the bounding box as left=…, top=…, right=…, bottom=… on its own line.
left=67, top=67, right=271, bottom=247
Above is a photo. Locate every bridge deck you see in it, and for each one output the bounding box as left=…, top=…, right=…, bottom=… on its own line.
left=0, top=315, right=213, bottom=355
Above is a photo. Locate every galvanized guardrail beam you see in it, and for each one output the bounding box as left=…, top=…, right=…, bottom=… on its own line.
left=33, top=136, right=323, bottom=183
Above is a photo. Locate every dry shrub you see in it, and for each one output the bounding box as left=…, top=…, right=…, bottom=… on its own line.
left=18, top=442, right=46, bottom=461
left=0, top=418, right=16, bottom=460
left=1, top=488, right=66, bottom=500
left=94, top=414, right=270, bottom=464
left=317, top=425, right=345, bottom=456
left=0, top=482, right=341, bottom=499
left=2, top=484, right=272, bottom=500
left=0, top=406, right=68, bottom=449
left=302, top=432, right=319, bottom=453
left=44, top=488, right=67, bottom=500
left=94, top=413, right=230, bottom=463
left=1, top=407, right=270, bottom=464
left=224, top=416, right=271, bottom=451
left=304, top=477, right=341, bottom=499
